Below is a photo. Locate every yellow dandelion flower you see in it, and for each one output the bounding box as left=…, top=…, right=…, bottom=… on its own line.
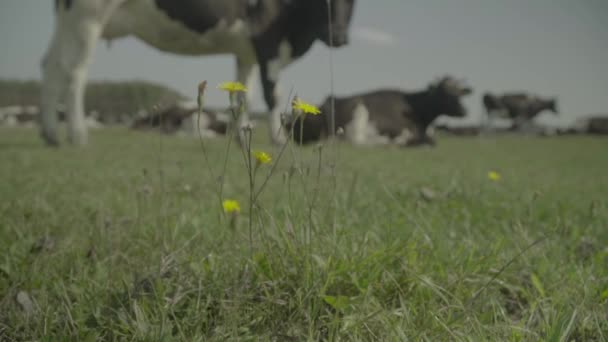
left=488, top=171, right=501, bottom=182
left=292, top=98, right=321, bottom=115
left=222, top=199, right=241, bottom=214
left=217, top=81, right=247, bottom=93
left=253, top=151, right=272, bottom=165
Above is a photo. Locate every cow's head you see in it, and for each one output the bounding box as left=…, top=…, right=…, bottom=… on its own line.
left=546, top=98, right=558, bottom=114
left=314, top=0, right=356, bottom=47
left=531, top=96, right=558, bottom=116
left=428, top=76, right=473, bottom=118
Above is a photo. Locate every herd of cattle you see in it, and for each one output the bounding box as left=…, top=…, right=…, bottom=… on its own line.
left=127, top=84, right=608, bottom=146
left=3, top=0, right=606, bottom=147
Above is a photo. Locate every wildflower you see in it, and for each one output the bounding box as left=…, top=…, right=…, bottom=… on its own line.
left=292, top=98, right=321, bottom=115
left=488, top=171, right=501, bottom=182
left=217, top=81, right=247, bottom=93
left=254, top=151, right=272, bottom=165
left=222, top=199, right=241, bottom=214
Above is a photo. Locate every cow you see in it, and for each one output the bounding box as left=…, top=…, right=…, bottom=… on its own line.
left=41, top=0, right=356, bottom=146
left=482, top=92, right=558, bottom=130
left=289, top=76, right=473, bottom=147
left=0, top=105, right=103, bottom=129
left=570, top=115, right=608, bottom=135
left=130, top=101, right=229, bottom=137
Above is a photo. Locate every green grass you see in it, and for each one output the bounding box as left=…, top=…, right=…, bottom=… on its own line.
left=1, top=127, right=607, bottom=340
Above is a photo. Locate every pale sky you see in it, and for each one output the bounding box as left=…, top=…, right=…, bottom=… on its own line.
left=1, top=0, right=607, bottom=126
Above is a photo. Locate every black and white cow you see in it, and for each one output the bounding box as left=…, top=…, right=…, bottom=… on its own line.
left=42, top=0, right=356, bottom=146
left=482, top=92, right=558, bottom=130
left=290, top=76, right=473, bottom=146
left=130, top=101, right=229, bottom=137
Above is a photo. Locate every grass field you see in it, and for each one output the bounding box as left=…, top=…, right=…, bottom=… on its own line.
left=1, top=127, right=607, bottom=340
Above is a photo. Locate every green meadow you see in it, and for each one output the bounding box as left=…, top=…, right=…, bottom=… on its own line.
left=1, top=127, right=606, bottom=340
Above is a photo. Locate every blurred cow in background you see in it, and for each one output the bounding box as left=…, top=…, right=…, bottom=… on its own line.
left=483, top=92, right=558, bottom=131
left=289, top=76, right=473, bottom=147
left=130, top=101, right=229, bottom=137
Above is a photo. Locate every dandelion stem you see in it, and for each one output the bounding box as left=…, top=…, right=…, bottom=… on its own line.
left=218, top=96, right=238, bottom=205
left=299, top=113, right=305, bottom=147
left=247, top=129, right=255, bottom=257
left=196, top=101, right=225, bottom=219
left=252, top=94, right=297, bottom=202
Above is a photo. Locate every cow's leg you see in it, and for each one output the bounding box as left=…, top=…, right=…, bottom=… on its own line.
left=424, top=126, right=437, bottom=146
left=514, top=115, right=535, bottom=133
left=260, top=42, right=295, bottom=146
left=269, top=86, right=288, bottom=145
left=510, top=110, right=527, bottom=131
left=40, top=40, right=64, bottom=146
left=235, top=57, right=258, bottom=146
left=64, top=22, right=105, bottom=146
left=259, top=67, right=287, bottom=145
left=483, top=109, right=497, bottom=134
left=40, top=1, right=118, bottom=146
left=483, top=110, right=491, bottom=133
left=344, top=102, right=369, bottom=145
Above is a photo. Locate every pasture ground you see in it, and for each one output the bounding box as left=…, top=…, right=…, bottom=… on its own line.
left=1, top=127, right=607, bottom=340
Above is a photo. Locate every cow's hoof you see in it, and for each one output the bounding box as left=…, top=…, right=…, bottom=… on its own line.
left=68, top=133, right=88, bottom=147
left=40, top=130, right=60, bottom=147
left=235, top=122, right=253, bottom=149
left=235, top=131, right=247, bottom=149
left=270, top=133, right=288, bottom=146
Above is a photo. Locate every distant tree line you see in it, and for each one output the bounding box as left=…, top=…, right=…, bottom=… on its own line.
left=0, top=79, right=185, bottom=122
